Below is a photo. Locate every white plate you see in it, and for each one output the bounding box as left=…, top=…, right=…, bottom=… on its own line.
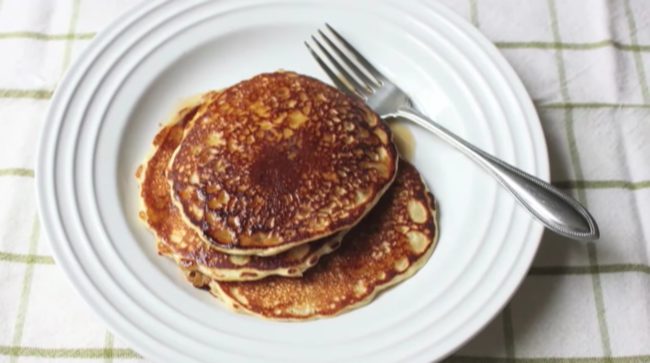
left=36, top=0, right=548, bottom=362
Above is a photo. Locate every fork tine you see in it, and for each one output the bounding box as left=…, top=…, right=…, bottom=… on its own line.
left=317, top=30, right=381, bottom=90
left=310, top=36, right=372, bottom=98
left=324, top=23, right=384, bottom=84
left=305, top=42, right=363, bottom=99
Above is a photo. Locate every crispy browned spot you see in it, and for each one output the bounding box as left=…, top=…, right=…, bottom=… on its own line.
left=135, top=165, right=143, bottom=179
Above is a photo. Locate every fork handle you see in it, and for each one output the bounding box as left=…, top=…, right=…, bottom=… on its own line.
left=394, top=107, right=599, bottom=241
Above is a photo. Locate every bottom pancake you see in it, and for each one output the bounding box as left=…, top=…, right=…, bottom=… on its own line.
left=209, top=160, right=439, bottom=320
left=138, top=93, right=343, bottom=281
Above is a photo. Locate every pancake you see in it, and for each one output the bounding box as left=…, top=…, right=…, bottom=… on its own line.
left=138, top=94, right=344, bottom=281
left=209, top=160, right=438, bottom=320
left=168, top=71, right=398, bottom=256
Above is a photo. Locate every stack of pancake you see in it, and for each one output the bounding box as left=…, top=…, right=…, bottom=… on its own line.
left=138, top=71, right=439, bottom=320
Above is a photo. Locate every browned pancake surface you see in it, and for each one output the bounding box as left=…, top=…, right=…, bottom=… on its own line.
left=211, top=160, right=438, bottom=319
left=138, top=96, right=342, bottom=281
left=168, top=72, right=398, bottom=256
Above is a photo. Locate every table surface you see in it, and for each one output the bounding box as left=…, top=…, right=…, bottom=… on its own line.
left=0, top=0, right=649, bottom=362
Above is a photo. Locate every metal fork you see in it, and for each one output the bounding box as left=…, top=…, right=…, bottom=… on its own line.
left=305, top=24, right=599, bottom=241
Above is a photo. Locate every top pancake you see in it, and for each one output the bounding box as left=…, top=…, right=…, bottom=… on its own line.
left=138, top=93, right=343, bottom=281
left=168, top=71, right=398, bottom=256
left=209, top=160, right=439, bottom=320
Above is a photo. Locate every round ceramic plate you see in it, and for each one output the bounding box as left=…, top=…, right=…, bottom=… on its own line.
left=36, top=0, right=548, bottom=362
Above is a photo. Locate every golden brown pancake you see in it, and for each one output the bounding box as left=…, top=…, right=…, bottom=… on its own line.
left=209, top=160, right=438, bottom=320
left=138, top=94, right=343, bottom=281
left=168, top=71, right=398, bottom=256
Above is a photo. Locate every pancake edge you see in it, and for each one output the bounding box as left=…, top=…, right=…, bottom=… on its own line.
left=160, top=232, right=345, bottom=282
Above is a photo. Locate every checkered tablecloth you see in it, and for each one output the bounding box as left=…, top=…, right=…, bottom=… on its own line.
left=1, top=0, right=648, bottom=362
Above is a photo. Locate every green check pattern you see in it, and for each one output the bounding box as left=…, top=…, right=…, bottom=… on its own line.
left=0, top=0, right=648, bottom=362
